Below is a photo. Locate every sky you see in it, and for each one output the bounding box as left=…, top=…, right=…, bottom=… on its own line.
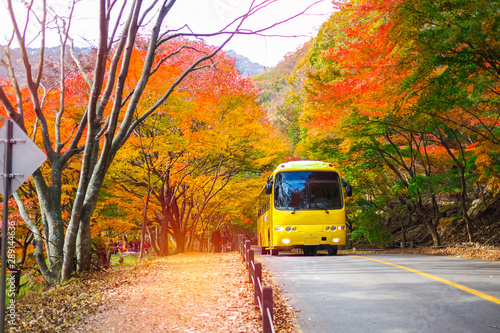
left=0, top=0, right=335, bottom=67
left=166, top=0, right=335, bottom=67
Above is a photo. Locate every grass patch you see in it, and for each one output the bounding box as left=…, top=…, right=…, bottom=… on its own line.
left=110, top=252, right=140, bottom=266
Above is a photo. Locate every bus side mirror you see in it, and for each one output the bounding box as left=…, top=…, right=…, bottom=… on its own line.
left=346, top=185, right=352, bottom=197
left=265, top=178, right=273, bottom=195
left=342, top=179, right=352, bottom=197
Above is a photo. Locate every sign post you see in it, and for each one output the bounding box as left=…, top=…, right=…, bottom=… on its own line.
left=0, top=119, right=47, bottom=332
left=0, top=120, right=13, bottom=333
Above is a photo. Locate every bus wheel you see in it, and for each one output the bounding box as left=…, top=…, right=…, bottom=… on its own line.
left=271, top=249, right=279, bottom=256
left=303, top=247, right=312, bottom=256
left=261, top=247, right=269, bottom=255
left=328, top=246, right=338, bottom=255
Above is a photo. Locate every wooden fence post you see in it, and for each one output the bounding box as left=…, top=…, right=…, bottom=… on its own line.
left=254, top=262, right=262, bottom=305
left=238, top=236, right=274, bottom=333
left=262, top=286, right=273, bottom=333
left=245, top=240, right=251, bottom=267
left=248, top=249, right=255, bottom=283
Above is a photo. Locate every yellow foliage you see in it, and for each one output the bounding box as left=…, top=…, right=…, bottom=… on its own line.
left=475, top=153, right=500, bottom=195
left=99, top=41, right=290, bottom=243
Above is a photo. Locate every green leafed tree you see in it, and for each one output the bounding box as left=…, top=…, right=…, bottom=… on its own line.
left=287, top=0, right=500, bottom=247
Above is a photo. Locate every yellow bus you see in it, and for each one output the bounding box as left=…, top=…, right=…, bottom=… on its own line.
left=257, top=160, right=352, bottom=255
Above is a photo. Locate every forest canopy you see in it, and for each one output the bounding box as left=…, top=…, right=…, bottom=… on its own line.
left=259, top=0, right=500, bottom=248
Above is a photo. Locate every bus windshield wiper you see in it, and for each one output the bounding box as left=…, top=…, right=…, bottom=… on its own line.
left=291, top=202, right=303, bottom=214
left=314, top=202, right=329, bottom=214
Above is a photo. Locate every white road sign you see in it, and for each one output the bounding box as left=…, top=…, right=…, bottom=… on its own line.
left=0, top=121, right=47, bottom=197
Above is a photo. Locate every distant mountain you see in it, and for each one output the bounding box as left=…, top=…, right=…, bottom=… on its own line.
left=253, top=41, right=311, bottom=104
left=0, top=46, right=93, bottom=88
left=226, top=50, right=267, bottom=77
left=0, top=47, right=266, bottom=86
left=251, top=41, right=312, bottom=144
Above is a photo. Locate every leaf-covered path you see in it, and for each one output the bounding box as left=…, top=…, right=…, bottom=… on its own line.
left=69, top=252, right=284, bottom=332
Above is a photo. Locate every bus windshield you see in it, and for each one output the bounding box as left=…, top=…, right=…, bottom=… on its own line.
left=274, top=171, right=343, bottom=211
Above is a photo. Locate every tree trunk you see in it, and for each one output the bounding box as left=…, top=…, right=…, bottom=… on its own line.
left=430, top=194, right=441, bottom=246
left=13, top=191, right=57, bottom=284
left=140, top=210, right=149, bottom=259
left=427, top=222, right=440, bottom=246
left=46, top=203, right=64, bottom=272
left=159, top=219, right=169, bottom=256
left=400, top=219, right=407, bottom=249
left=76, top=215, right=92, bottom=272
left=173, top=228, right=185, bottom=253
left=148, top=228, right=161, bottom=256
left=459, top=168, right=474, bottom=242
left=461, top=198, right=474, bottom=243
left=30, top=171, right=64, bottom=281
left=415, top=197, right=441, bottom=247
left=75, top=195, right=98, bottom=273
left=200, top=233, right=206, bottom=252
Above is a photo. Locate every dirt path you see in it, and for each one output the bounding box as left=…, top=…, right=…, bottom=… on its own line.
left=70, top=252, right=266, bottom=332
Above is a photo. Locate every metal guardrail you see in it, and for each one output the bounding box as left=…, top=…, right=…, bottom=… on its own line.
left=238, top=235, right=275, bottom=333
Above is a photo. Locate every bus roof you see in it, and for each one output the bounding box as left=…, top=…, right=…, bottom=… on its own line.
left=272, top=160, right=339, bottom=174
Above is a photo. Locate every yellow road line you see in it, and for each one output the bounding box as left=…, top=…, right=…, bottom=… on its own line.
left=352, top=255, right=500, bottom=305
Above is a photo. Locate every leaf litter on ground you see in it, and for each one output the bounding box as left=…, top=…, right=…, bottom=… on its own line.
left=9, top=252, right=300, bottom=333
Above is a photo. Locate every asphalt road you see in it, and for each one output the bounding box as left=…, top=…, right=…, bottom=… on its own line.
left=258, top=252, right=500, bottom=333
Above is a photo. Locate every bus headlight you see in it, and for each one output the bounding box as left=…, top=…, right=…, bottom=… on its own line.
left=325, top=226, right=330, bottom=230
left=337, top=226, right=345, bottom=230
left=331, top=225, right=336, bottom=231
left=285, top=226, right=291, bottom=232
left=275, top=226, right=284, bottom=231
left=282, top=239, right=290, bottom=244
left=292, top=226, right=297, bottom=231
